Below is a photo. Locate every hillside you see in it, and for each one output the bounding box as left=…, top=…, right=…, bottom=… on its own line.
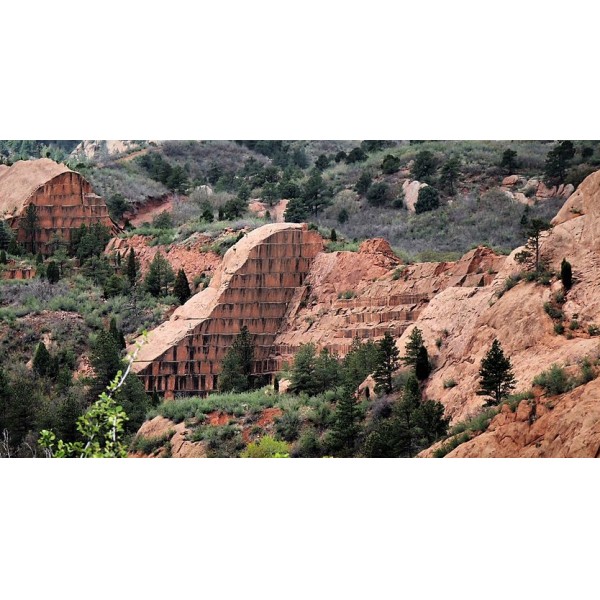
left=1, top=140, right=600, bottom=458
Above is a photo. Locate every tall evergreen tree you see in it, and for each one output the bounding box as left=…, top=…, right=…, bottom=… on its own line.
left=0, top=221, right=12, bottom=251
left=109, top=317, right=126, bottom=350
left=0, top=250, right=6, bottom=265
left=289, top=343, right=318, bottom=395
left=439, top=156, right=461, bottom=195
left=373, top=332, right=400, bottom=394
left=33, top=342, right=51, bottom=377
left=329, top=387, right=361, bottom=457
left=46, top=260, right=60, bottom=284
left=415, top=345, right=431, bottom=381
left=90, top=330, right=123, bottom=399
left=126, top=248, right=138, bottom=288
left=23, top=203, right=40, bottom=253
left=173, top=268, right=191, bottom=304
left=402, top=327, right=426, bottom=370
left=477, top=339, right=516, bottom=406
left=500, top=149, right=518, bottom=174
left=561, top=258, right=572, bottom=291
left=144, top=252, right=175, bottom=297
left=219, top=326, right=255, bottom=392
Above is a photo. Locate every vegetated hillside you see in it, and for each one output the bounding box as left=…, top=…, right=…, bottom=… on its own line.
left=2, top=140, right=600, bottom=458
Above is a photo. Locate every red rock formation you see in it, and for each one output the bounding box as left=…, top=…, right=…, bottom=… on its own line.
left=131, top=223, right=323, bottom=396
left=0, top=159, right=115, bottom=254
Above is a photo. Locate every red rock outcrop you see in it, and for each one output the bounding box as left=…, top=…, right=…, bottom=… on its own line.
left=131, top=223, right=323, bottom=396
left=106, top=233, right=221, bottom=283
left=0, top=159, right=115, bottom=254
left=443, top=378, right=600, bottom=457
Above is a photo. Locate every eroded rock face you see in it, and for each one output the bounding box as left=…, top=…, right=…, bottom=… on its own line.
left=445, top=378, right=600, bottom=457
left=106, top=233, right=221, bottom=283
left=402, top=179, right=428, bottom=212
left=131, top=415, right=207, bottom=458
left=132, top=223, right=323, bottom=397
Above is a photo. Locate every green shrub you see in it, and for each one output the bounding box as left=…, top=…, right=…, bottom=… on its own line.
left=443, top=378, right=457, bottom=388
left=554, top=323, right=565, bottom=335
left=130, top=430, right=174, bottom=455
left=588, top=324, right=600, bottom=336
left=275, top=411, right=301, bottom=442
left=579, top=359, right=596, bottom=385
left=392, top=266, right=406, bottom=280
left=241, top=436, right=290, bottom=458
left=544, top=302, right=564, bottom=321
left=433, top=432, right=470, bottom=458
left=569, top=320, right=580, bottom=331
left=337, top=290, right=356, bottom=300
left=533, top=364, right=574, bottom=396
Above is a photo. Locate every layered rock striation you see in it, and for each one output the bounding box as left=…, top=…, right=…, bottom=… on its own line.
left=132, top=223, right=323, bottom=396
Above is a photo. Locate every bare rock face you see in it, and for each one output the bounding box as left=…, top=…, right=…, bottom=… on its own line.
left=106, top=233, right=221, bottom=283
left=358, top=238, right=397, bottom=258
left=131, top=223, right=323, bottom=397
left=402, top=179, right=428, bottom=212
left=414, top=168, right=600, bottom=430
left=502, top=174, right=522, bottom=186
left=445, top=378, right=600, bottom=457
left=248, top=198, right=289, bottom=222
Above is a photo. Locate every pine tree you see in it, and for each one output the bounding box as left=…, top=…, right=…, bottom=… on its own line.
left=7, top=237, right=20, bottom=256
left=109, top=317, right=126, bottom=350
left=402, top=327, right=425, bottom=369
left=500, top=149, right=518, bottom=174
left=415, top=345, right=431, bottom=381
left=330, top=228, right=337, bottom=242
left=561, top=258, right=572, bottom=291
left=373, top=332, right=400, bottom=394
left=90, top=330, right=123, bottom=399
left=33, top=342, right=51, bottom=377
left=219, top=326, right=255, bottom=392
left=0, top=221, right=12, bottom=251
left=23, top=203, right=39, bottom=253
left=289, top=343, right=318, bottom=394
left=126, top=248, right=138, bottom=288
left=411, top=150, right=436, bottom=181
left=329, top=387, right=361, bottom=457
left=144, top=251, right=175, bottom=297
left=477, top=339, right=516, bottom=406
left=46, top=260, right=60, bottom=284
left=0, top=250, right=6, bottom=265
left=173, top=268, right=191, bottom=304
left=439, top=156, right=461, bottom=195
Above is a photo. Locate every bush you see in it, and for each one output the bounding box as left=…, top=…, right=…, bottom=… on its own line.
left=130, top=430, right=174, bottom=455
left=381, top=154, right=401, bottom=174
left=588, top=324, right=600, bottom=336
left=366, top=182, right=390, bottom=206
left=544, top=302, right=564, bottom=321
left=579, top=359, right=596, bottom=385
left=433, top=432, right=470, bottom=458
left=414, top=186, right=440, bottom=214
left=275, top=411, right=301, bottom=442
left=443, top=379, right=457, bottom=388
left=533, top=364, right=574, bottom=396
left=554, top=323, right=565, bottom=335
left=241, top=436, right=290, bottom=458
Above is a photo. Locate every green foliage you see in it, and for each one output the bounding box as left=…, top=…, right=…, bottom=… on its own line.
left=500, top=148, right=518, bottom=174
left=432, top=432, right=470, bottom=458
left=284, top=195, right=309, bottom=223
left=39, top=367, right=131, bottom=458
left=373, top=331, right=400, bottom=394
left=521, top=217, right=552, bottom=271
left=411, top=150, right=436, bottom=180
left=381, top=154, right=401, bottom=175
left=544, top=302, right=564, bottom=321
left=439, top=156, right=461, bottom=195
left=289, top=344, right=343, bottom=396
left=0, top=221, right=13, bottom=251
left=70, top=223, right=111, bottom=262
left=0, top=249, right=6, bottom=265
left=363, top=374, right=449, bottom=457
left=302, top=170, right=331, bottom=217
left=544, top=141, right=576, bottom=185
left=173, top=268, right=191, bottom=304
left=152, top=211, right=174, bottom=230
left=144, top=251, right=175, bottom=297
left=126, top=248, right=138, bottom=288
left=131, top=429, right=175, bottom=455
left=533, top=364, right=574, bottom=396
left=588, top=324, right=600, bottom=336
left=366, top=182, right=390, bottom=207
left=328, top=387, right=361, bottom=456
left=32, top=341, right=51, bottom=377
left=355, top=171, right=372, bottom=195
left=560, top=258, right=572, bottom=291
left=402, top=327, right=425, bottom=370
left=346, top=147, right=368, bottom=164
left=477, top=339, right=516, bottom=406
left=241, top=436, right=290, bottom=458
left=136, top=151, right=189, bottom=193
left=275, top=411, right=301, bottom=442
left=23, top=203, right=40, bottom=253
left=415, top=344, right=431, bottom=381
left=343, top=337, right=379, bottom=394
left=219, top=326, right=254, bottom=393
left=415, top=186, right=440, bottom=214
